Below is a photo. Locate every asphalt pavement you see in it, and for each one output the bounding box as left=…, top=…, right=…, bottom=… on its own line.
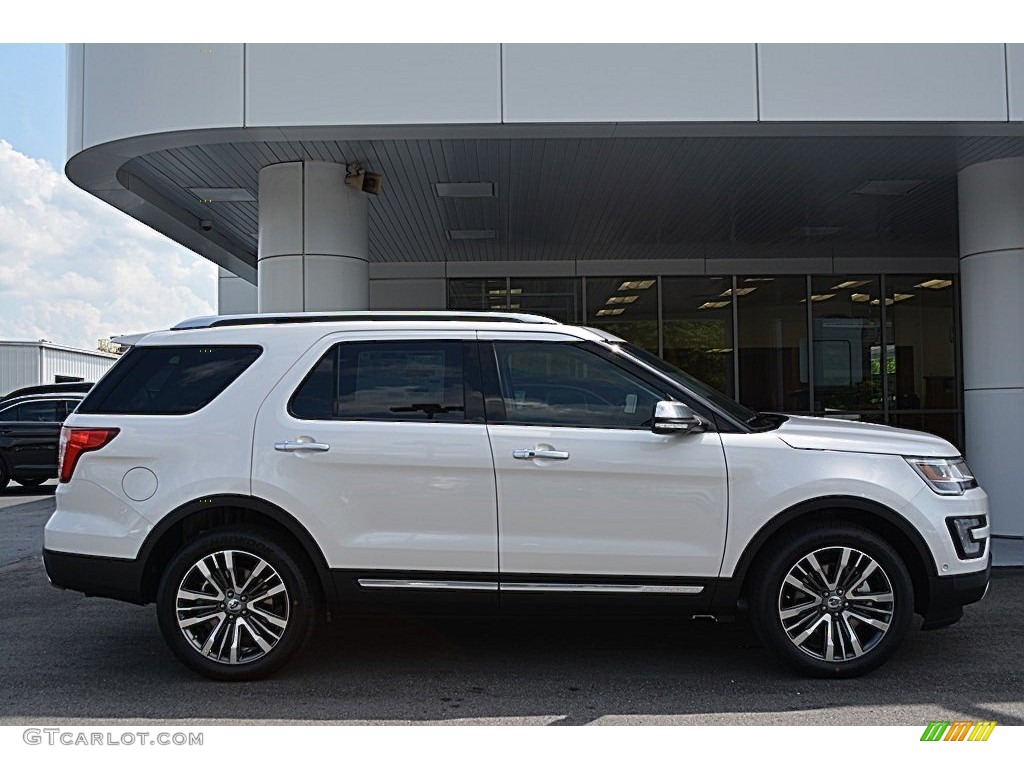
left=1, top=492, right=1021, bottom=726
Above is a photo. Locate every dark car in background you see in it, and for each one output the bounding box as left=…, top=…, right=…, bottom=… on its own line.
left=0, top=388, right=90, bottom=491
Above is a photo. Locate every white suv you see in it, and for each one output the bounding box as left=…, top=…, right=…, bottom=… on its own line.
left=43, top=312, right=990, bottom=680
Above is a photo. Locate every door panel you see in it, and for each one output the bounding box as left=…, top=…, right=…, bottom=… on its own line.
left=482, top=339, right=729, bottom=578
left=489, top=425, right=728, bottom=576
left=252, top=333, right=498, bottom=575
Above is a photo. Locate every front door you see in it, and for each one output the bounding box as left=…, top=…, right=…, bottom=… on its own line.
left=480, top=338, right=729, bottom=586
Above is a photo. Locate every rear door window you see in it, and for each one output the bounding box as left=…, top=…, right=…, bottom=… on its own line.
left=290, top=341, right=467, bottom=422
left=78, top=345, right=262, bottom=415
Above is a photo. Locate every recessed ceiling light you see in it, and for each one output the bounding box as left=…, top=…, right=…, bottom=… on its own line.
left=606, top=295, right=639, bottom=304
left=596, top=308, right=625, bottom=316
left=705, top=348, right=733, bottom=354
left=434, top=182, right=496, bottom=198
left=698, top=301, right=731, bottom=310
left=720, top=287, right=757, bottom=297
left=187, top=187, right=256, bottom=203
left=447, top=229, right=496, bottom=240
left=832, top=280, right=871, bottom=290
left=794, top=226, right=843, bottom=238
left=800, top=294, right=837, bottom=303
left=893, top=293, right=914, bottom=302
left=853, top=180, right=927, bottom=196
left=915, top=279, right=953, bottom=289
left=851, top=293, right=872, bottom=303
left=743, top=278, right=775, bottom=283
left=618, top=279, right=655, bottom=291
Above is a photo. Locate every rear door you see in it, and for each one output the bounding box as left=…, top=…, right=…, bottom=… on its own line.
left=252, top=330, right=499, bottom=604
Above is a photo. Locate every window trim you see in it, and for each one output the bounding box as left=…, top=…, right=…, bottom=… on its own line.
left=287, top=339, right=483, bottom=425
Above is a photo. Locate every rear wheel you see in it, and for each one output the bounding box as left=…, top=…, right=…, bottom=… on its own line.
left=14, top=477, right=47, bottom=488
left=750, top=523, right=913, bottom=678
left=156, top=527, right=317, bottom=681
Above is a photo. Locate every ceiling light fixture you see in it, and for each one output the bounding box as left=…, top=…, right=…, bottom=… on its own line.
left=851, top=293, right=872, bottom=303
left=698, top=301, right=731, bottom=310
left=447, top=229, right=496, bottom=240
left=743, top=278, right=775, bottom=283
left=606, top=295, right=639, bottom=305
left=794, top=226, right=843, bottom=238
left=720, top=287, right=757, bottom=297
left=618, top=280, right=656, bottom=291
left=800, top=294, right=837, bottom=303
left=434, top=182, right=496, bottom=198
left=596, top=308, right=625, bottom=317
left=915, top=279, right=953, bottom=289
left=832, top=280, right=871, bottom=290
left=853, top=180, right=927, bottom=196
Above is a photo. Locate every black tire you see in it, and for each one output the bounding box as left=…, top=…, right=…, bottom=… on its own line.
left=156, top=526, right=318, bottom=681
left=14, top=477, right=47, bottom=488
left=750, top=523, right=914, bottom=678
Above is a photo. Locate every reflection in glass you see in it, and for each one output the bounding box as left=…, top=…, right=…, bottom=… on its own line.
left=886, top=275, right=957, bottom=413
left=735, top=277, right=809, bottom=412
left=510, top=278, right=580, bottom=323
left=662, top=277, right=734, bottom=397
left=810, top=275, right=882, bottom=415
left=585, top=276, right=659, bottom=354
left=448, top=279, right=509, bottom=311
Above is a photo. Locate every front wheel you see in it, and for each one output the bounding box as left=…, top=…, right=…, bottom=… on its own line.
left=156, top=527, right=317, bottom=681
left=750, top=524, right=914, bottom=678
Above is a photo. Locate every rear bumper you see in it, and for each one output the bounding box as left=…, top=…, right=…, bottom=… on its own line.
left=43, top=549, right=146, bottom=605
left=921, top=563, right=990, bottom=630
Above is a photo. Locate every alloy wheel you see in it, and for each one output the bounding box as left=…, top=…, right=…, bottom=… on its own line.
left=174, top=549, right=290, bottom=665
left=777, top=546, right=895, bottom=663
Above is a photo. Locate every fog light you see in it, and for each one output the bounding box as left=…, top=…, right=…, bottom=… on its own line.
left=946, top=516, right=987, bottom=559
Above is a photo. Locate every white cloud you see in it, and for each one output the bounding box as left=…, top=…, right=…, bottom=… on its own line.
left=0, top=139, right=217, bottom=349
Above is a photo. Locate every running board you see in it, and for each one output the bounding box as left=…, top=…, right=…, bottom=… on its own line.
left=357, top=578, right=703, bottom=595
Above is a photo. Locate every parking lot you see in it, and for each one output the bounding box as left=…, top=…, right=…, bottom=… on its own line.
left=1, top=489, right=1021, bottom=726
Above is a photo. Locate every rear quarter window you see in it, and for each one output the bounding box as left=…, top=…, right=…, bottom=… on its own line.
left=77, top=345, right=262, bottom=415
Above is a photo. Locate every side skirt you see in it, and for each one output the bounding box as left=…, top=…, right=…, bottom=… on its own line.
left=331, top=570, right=719, bottom=617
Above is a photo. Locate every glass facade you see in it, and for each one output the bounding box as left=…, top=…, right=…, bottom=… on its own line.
left=448, top=273, right=961, bottom=446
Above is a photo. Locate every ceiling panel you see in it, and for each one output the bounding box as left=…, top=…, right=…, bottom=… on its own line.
left=125, top=134, right=1024, bottom=266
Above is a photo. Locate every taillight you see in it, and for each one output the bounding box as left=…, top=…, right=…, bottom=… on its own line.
left=58, top=427, right=120, bottom=483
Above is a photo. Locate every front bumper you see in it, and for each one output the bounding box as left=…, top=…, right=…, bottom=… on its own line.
left=920, top=563, right=991, bottom=630
left=43, top=549, right=146, bottom=604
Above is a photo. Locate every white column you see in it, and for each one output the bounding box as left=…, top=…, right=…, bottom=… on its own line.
left=257, top=161, right=369, bottom=312
left=958, top=157, right=1024, bottom=565
left=217, top=268, right=258, bottom=314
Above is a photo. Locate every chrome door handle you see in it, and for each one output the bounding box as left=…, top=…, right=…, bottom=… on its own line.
left=513, top=448, right=570, bottom=461
left=275, top=440, right=330, bottom=452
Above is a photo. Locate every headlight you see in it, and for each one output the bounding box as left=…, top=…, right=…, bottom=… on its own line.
left=905, top=456, right=977, bottom=496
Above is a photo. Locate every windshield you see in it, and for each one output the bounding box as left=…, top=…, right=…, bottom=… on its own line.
left=613, top=342, right=770, bottom=429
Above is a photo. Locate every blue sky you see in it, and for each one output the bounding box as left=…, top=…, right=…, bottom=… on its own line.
left=0, top=44, right=65, bottom=168
left=0, top=44, right=216, bottom=352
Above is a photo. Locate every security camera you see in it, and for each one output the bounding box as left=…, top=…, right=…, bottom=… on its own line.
left=199, top=219, right=214, bottom=231
left=345, top=163, right=384, bottom=196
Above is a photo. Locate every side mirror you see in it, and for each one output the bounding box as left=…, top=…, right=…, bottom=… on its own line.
left=651, top=401, right=704, bottom=435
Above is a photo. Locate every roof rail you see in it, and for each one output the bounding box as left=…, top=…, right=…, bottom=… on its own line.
left=171, top=310, right=561, bottom=331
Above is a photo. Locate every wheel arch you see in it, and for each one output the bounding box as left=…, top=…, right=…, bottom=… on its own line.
left=137, top=494, right=335, bottom=604
left=719, top=496, right=937, bottom=616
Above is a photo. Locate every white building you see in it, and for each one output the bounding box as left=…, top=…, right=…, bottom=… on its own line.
left=0, top=341, right=117, bottom=396
left=64, top=44, right=1024, bottom=563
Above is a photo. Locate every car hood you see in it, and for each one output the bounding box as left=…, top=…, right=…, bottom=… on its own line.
left=774, top=414, right=959, bottom=457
